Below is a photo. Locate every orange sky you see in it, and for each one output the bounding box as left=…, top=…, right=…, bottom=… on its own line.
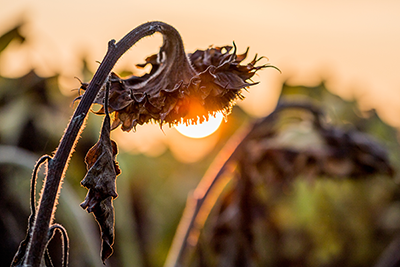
left=1, top=0, right=400, bottom=160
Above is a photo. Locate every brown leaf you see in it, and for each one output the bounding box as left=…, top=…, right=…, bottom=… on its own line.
left=80, top=95, right=120, bottom=262
left=81, top=111, right=120, bottom=209
left=91, top=196, right=115, bottom=264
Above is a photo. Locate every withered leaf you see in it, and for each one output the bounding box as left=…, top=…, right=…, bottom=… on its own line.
left=80, top=112, right=120, bottom=212
left=91, top=196, right=115, bottom=264
left=80, top=88, right=120, bottom=262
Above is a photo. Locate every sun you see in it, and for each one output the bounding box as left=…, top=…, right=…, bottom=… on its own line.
left=175, top=113, right=224, bottom=138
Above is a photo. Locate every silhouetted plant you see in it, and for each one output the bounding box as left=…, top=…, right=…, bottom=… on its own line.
left=9, top=21, right=274, bottom=266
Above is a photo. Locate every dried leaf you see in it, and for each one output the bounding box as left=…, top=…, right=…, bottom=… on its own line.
left=90, top=196, right=115, bottom=264
left=80, top=117, right=120, bottom=210
left=80, top=90, right=120, bottom=262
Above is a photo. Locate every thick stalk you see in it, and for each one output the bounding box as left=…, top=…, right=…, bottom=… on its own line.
left=24, top=21, right=172, bottom=267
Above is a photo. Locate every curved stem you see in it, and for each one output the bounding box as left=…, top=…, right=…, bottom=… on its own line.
left=48, top=224, right=69, bottom=267
left=24, top=21, right=180, bottom=267
left=31, top=155, right=52, bottom=218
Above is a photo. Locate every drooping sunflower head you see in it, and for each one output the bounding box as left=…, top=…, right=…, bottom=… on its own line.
left=92, top=22, right=279, bottom=131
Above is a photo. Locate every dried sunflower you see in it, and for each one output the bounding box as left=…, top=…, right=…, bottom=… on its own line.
left=92, top=22, right=278, bottom=131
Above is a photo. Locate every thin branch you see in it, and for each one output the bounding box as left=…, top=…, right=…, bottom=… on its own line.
left=24, top=21, right=177, bottom=267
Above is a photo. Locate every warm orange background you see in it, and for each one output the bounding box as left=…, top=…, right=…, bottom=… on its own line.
left=1, top=0, right=399, bottom=160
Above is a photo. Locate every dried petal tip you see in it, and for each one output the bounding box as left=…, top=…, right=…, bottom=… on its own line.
left=92, top=23, right=278, bottom=131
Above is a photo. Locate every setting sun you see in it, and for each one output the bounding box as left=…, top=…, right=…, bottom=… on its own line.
left=175, top=113, right=224, bottom=138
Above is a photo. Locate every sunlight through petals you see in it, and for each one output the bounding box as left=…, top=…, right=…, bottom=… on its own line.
left=175, top=113, right=224, bottom=139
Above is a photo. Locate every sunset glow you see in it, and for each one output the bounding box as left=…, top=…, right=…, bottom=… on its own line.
left=175, top=113, right=224, bottom=138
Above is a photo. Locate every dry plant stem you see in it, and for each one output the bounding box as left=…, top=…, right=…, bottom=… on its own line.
left=25, top=21, right=168, bottom=267
left=48, top=224, right=69, bottom=267
left=164, top=123, right=252, bottom=267
left=31, top=156, right=52, bottom=219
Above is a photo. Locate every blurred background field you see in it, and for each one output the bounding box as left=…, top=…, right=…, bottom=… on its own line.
left=1, top=1, right=400, bottom=266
